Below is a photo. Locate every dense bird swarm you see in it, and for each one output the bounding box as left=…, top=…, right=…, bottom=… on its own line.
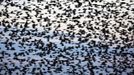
left=0, top=0, right=134, bottom=75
